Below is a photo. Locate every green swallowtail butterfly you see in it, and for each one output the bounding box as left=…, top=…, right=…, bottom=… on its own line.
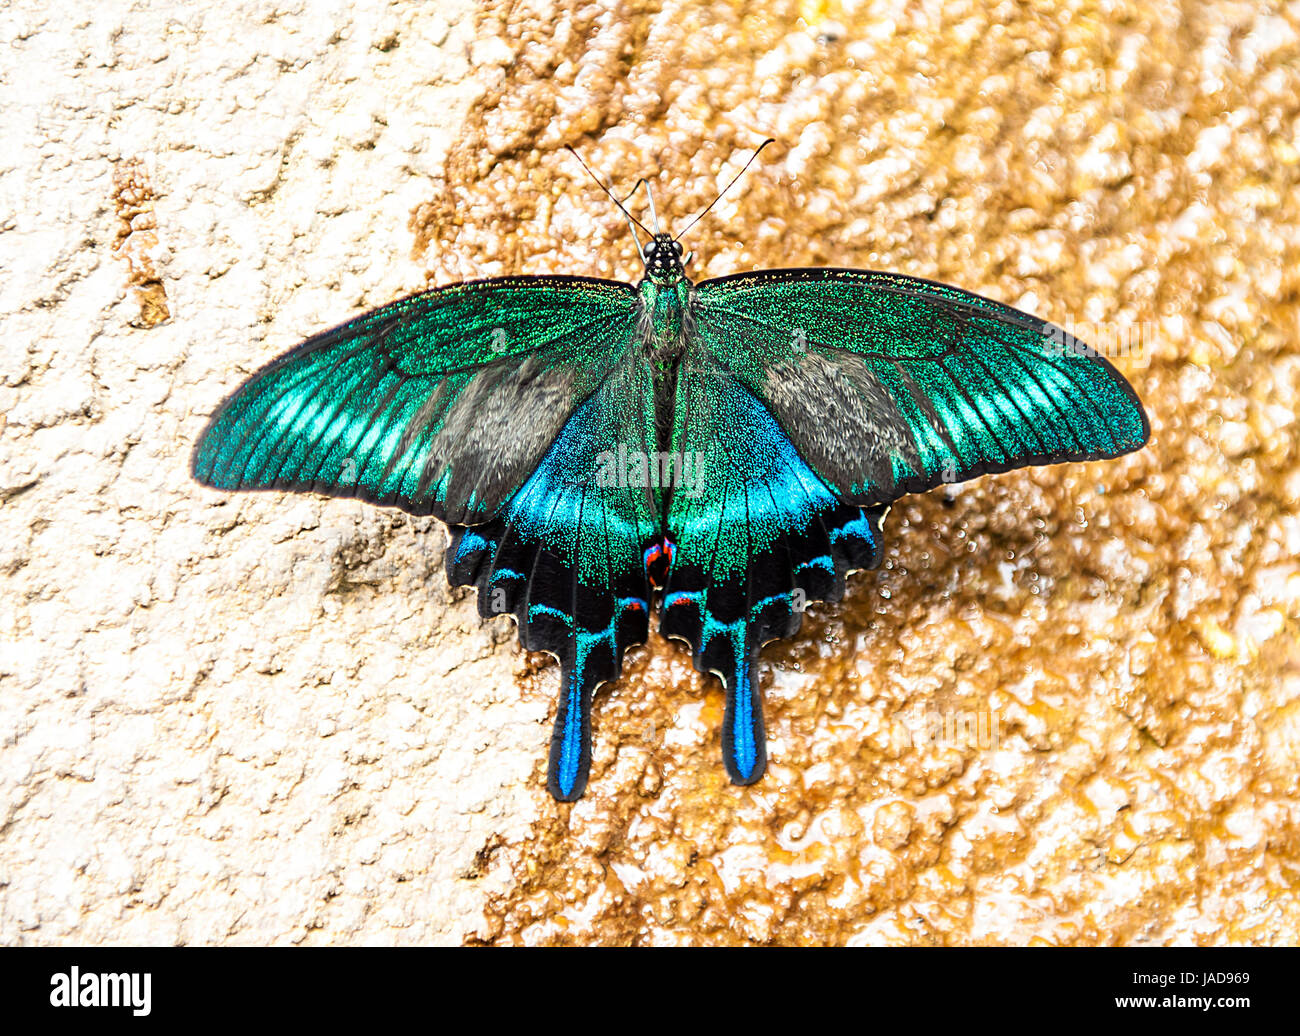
left=192, top=145, right=1149, bottom=800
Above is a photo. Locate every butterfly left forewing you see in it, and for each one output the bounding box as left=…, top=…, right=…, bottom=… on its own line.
left=192, top=276, right=638, bottom=525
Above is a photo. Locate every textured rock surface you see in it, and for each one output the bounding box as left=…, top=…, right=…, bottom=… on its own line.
left=4, top=0, right=1299, bottom=945
left=425, top=0, right=1300, bottom=946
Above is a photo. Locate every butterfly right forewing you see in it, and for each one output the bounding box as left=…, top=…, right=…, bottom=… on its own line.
left=694, top=268, right=1150, bottom=508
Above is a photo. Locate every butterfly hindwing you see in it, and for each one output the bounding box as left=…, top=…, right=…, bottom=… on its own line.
left=192, top=277, right=639, bottom=525
left=447, top=357, right=663, bottom=800
left=668, top=268, right=1148, bottom=786
left=660, top=356, right=887, bottom=785
left=694, top=269, right=1150, bottom=506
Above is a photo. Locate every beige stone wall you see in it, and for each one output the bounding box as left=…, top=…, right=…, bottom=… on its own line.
left=3, top=0, right=1298, bottom=945
left=0, top=0, right=545, bottom=945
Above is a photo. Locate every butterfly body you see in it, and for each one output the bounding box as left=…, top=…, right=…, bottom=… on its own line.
left=194, top=207, right=1148, bottom=802
left=636, top=235, right=696, bottom=463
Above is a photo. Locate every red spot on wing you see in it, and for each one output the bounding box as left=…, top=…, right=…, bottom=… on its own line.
left=644, top=536, right=676, bottom=589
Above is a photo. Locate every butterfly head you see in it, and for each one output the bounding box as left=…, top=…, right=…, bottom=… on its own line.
left=643, top=233, right=688, bottom=284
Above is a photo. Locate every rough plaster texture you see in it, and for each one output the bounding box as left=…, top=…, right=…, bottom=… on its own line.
left=0, top=0, right=543, bottom=945
left=3, top=0, right=1299, bottom=947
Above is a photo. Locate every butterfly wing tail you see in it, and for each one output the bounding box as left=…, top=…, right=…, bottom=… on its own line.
left=719, top=642, right=767, bottom=786
left=547, top=652, right=596, bottom=801
left=538, top=562, right=653, bottom=801
left=662, top=586, right=766, bottom=786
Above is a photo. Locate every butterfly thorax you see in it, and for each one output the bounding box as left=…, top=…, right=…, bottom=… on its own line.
left=637, top=278, right=694, bottom=364
left=637, top=235, right=694, bottom=364
left=636, top=235, right=695, bottom=456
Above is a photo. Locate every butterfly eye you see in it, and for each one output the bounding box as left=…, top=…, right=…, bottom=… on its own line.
left=672, top=241, right=683, bottom=255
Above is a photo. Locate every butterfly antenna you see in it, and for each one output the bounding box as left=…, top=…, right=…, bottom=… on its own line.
left=564, top=146, right=653, bottom=259
left=645, top=182, right=663, bottom=235
left=617, top=179, right=656, bottom=252
left=673, top=138, right=776, bottom=242
left=618, top=178, right=648, bottom=204
left=621, top=178, right=664, bottom=243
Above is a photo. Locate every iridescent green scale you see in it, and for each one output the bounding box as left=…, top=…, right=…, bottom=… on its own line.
left=193, top=190, right=1148, bottom=801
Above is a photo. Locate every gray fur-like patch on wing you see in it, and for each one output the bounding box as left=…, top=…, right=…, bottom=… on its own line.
left=421, top=354, right=578, bottom=524
left=763, top=350, right=919, bottom=499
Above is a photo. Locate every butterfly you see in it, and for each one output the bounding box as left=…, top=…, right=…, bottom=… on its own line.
left=192, top=144, right=1150, bottom=801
